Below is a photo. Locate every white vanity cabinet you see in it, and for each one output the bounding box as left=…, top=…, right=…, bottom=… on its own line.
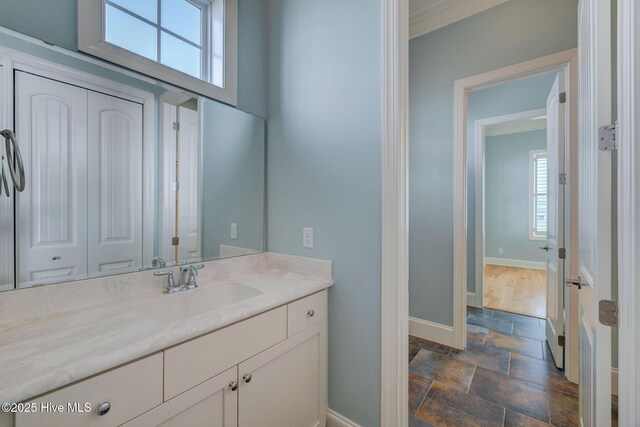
left=122, top=367, right=238, bottom=427
left=238, top=322, right=326, bottom=427
left=9, top=290, right=328, bottom=427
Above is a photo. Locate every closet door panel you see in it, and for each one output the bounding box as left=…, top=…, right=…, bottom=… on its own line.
left=15, top=71, right=88, bottom=287
left=87, top=91, right=143, bottom=274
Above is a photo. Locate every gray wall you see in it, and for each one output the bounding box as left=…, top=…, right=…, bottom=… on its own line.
left=266, top=0, right=382, bottom=425
left=202, top=100, right=265, bottom=259
left=484, top=130, right=547, bottom=262
left=409, top=0, right=578, bottom=325
left=0, top=0, right=267, bottom=118
left=466, top=72, right=557, bottom=292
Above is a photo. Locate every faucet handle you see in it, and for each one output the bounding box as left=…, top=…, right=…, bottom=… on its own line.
left=189, top=264, right=205, bottom=276
left=154, top=270, right=178, bottom=293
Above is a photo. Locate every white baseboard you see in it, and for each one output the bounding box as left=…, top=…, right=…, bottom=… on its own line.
left=484, top=257, right=546, bottom=270
left=467, top=291, right=481, bottom=307
left=612, top=368, right=618, bottom=396
left=326, top=409, right=361, bottom=427
left=409, top=317, right=454, bottom=347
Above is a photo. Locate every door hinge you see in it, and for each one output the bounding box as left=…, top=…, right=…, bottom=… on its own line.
left=598, top=122, right=618, bottom=151
left=559, top=92, right=567, bottom=104
left=558, top=335, right=565, bottom=347
left=559, top=173, right=567, bottom=185
left=558, top=248, right=566, bottom=259
left=173, top=121, right=180, bottom=131
left=172, top=237, right=180, bottom=246
left=172, top=181, right=180, bottom=192
left=599, top=300, right=618, bottom=327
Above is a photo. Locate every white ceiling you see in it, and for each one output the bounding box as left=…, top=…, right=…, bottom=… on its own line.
left=409, top=0, right=510, bottom=39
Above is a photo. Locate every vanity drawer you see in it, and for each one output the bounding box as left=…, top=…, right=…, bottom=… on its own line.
left=16, top=353, right=163, bottom=427
left=164, top=306, right=287, bottom=400
left=287, top=290, right=327, bottom=337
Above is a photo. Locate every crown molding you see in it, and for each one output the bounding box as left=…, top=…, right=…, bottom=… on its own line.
left=410, top=0, right=510, bottom=40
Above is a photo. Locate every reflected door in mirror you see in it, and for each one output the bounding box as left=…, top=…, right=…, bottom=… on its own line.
left=15, top=72, right=143, bottom=287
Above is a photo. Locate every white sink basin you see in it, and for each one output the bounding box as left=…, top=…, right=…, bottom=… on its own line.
left=135, top=283, right=263, bottom=323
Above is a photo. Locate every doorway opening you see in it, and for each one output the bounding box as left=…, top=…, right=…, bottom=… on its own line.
left=453, top=50, right=579, bottom=379
left=477, top=109, right=550, bottom=320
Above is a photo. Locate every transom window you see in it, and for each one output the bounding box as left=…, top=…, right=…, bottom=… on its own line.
left=105, top=0, right=222, bottom=85
left=78, top=0, right=236, bottom=104
left=529, top=149, right=548, bottom=240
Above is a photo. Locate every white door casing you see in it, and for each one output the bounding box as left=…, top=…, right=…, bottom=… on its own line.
left=545, top=73, right=566, bottom=369
left=15, top=71, right=89, bottom=287
left=87, top=91, right=143, bottom=275
left=616, top=0, right=640, bottom=423
left=577, top=0, right=613, bottom=425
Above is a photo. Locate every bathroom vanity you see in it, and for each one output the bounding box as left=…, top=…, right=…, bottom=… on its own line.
left=0, top=4, right=333, bottom=426
left=0, top=253, right=332, bottom=427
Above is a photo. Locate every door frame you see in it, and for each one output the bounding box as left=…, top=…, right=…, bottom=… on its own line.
left=380, top=0, right=409, bottom=426
left=616, top=0, right=640, bottom=422
left=472, top=107, right=547, bottom=310
left=452, top=49, right=580, bottom=382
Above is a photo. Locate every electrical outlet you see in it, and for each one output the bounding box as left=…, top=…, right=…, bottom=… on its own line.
left=498, top=248, right=503, bottom=255
left=231, top=223, right=238, bottom=240
left=303, top=227, right=313, bottom=248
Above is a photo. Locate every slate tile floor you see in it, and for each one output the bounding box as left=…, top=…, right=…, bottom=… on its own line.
left=409, top=307, right=618, bottom=427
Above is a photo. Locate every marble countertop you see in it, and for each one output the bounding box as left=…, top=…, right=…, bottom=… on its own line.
left=0, top=253, right=333, bottom=403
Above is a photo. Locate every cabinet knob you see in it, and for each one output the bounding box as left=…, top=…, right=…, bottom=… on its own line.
left=243, top=373, right=252, bottom=383
left=229, top=381, right=238, bottom=391
left=307, top=309, right=315, bottom=318
left=96, top=401, right=111, bottom=416
left=52, top=256, right=61, bottom=261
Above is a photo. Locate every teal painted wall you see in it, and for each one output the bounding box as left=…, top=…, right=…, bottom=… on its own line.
left=484, top=130, right=547, bottom=263
left=466, top=71, right=557, bottom=292
left=202, top=99, right=265, bottom=259
left=0, top=0, right=267, bottom=118
left=409, top=0, right=578, bottom=325
left=266, top=0, right=382, bottom=425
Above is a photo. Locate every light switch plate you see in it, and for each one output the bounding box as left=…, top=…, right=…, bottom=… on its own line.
left=231, top=223, right=238, bottom=240
left=303, top=227, right=313, bottom=248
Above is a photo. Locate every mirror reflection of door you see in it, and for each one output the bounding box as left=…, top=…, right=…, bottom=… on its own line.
left=14, top=71, right=144, bottom=287
left=161, top=99, right=202, bottom=266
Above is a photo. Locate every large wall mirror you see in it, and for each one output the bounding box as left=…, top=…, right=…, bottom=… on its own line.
left=0, top=27, right=265, bottom=292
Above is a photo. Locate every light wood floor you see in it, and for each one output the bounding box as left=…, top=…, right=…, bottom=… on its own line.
left=483, top=264, right=546, bottom=318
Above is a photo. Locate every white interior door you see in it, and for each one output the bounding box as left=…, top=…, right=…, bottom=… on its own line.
left=176, top=106, right=200, bottom=262
left=15, top=71, right=88, bottom=287
left=87, top=91, right=143, bottom=275
left=544, top=73, right=566, bottom=369
left=160, top=103, right=178, bottom=263
left=577, top=0, right=613, bottom=425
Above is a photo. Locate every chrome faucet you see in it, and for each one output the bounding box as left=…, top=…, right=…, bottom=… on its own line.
left=154, top=270, right=180, bottom=294
left=154, top=264, right=204, bottom=294
left=178, top=264, right=204, bottom=290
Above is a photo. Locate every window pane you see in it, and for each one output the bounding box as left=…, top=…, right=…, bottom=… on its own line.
left=109, top=0, right=157, bottom=23
left=106, top=5, right=158, bottom=61
left=161, top=0, right=201, bottom=44
left=161, top=32, right=201, bottom=78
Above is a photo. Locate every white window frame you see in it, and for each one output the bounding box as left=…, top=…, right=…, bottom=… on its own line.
left=529, top=149, right=548, bottom=240
left=78, top=0, right=237, bottom=105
